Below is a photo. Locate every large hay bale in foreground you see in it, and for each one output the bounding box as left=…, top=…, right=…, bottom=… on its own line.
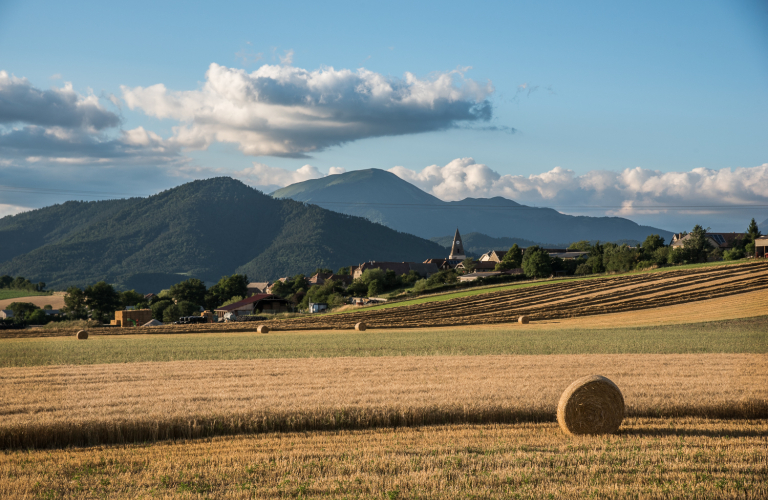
left=557, top=375, right=624, bottom=435
left=518, top=315, right=529, bottom=324
left=257, top=325, right=269, bottom=334
left=76, top=330, right=88, bottom=340
left=355, top=322, right=366, bottom=331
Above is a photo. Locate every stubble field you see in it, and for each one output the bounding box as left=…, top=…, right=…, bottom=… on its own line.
left=2, top=419, right=766, bottom=499
left=1, top=262, right=766, bottom=498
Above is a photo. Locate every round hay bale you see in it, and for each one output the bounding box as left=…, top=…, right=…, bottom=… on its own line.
left=257, top=325, right=269, bottom=334
left=355, top=322, right=366, bottom=331
left=518, top=315, right=529, bottom=324
left=557, top=375, right=624, bottom=435
left=76, top=330, right=88, bottom=340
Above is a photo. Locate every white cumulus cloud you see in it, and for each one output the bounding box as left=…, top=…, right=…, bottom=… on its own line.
left=121, top=62, right=494, bottom=158
left=388, top=158, right=768, bottom=220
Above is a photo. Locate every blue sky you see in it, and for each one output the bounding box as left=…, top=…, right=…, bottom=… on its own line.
left=1, top=0, right=767, bottom=232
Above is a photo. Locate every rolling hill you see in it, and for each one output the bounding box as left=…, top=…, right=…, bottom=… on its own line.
left=0, top=178, right=446, bottom=292
left=271, top=169, right=674, bottom=243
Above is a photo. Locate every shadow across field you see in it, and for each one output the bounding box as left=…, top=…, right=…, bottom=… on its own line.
left=622, top=426, right=767, bottom=438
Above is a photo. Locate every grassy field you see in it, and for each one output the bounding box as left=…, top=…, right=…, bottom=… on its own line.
left=1, top=316, right=766, bottom=367
left=1, top=353, right=765, bottom=448
left=2, top=418, right=765, bottom=499
left=0, top=289, right=51, bottom=301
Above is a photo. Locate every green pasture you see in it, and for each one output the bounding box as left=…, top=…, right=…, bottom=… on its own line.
left=1, top=316, right=765, bottom=367
left=0, top=290, right=51, bottom=301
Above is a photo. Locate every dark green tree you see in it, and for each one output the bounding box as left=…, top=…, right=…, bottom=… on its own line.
left=151, top=300, right=173, bottom=321
left=163, top=304, right=181, bottom=323
left=336, top=266, right=351, bottom=276
left=204, top=274, right=248, bottom=309
left=567, top=240, right=592, bottom=252
left=522, top=246, right=552, bottom=278
left=62, top=286, right=88, bottom=319
left=269, top=280, right=292, bottom=298
left=0, top=275, right=12, bottom=288
left=169, top=278, right=207, bottom=306
left=84, top=281, right=121, bottom=323
left=460, top=258, right=476, bottom=272
left=7, top=302, right=39, bottom=322
left=641, top=234, right=665, bottom=254
left=682, top=225, right=710, bottom=263
left=120, top=290, right=145, bottom=309
left=367, top=280, right=382, bottom=297
left=27, top=309, right=48, bottom=325
left=495, top=243, right=523, bottom=270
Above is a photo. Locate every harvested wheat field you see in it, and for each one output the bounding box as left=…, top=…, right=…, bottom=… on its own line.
left=1, top=354, right=765, bottom=449
left=0, top=294, right=64, bottom=310
left=264, top=261, right=768, bottom=330
left=1, top=418, right=765, bottom=499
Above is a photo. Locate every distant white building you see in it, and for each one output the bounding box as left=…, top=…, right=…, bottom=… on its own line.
left=0, top=310, right=13, bottom=319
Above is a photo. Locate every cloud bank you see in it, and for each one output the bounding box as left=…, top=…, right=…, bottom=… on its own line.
left=389, top=158, right=768, bottom=211
left=388, top=158, right=768, bottom=221
left=122, top=63, right=494, bottom=157
left=0, top=71, right=182, bottom=167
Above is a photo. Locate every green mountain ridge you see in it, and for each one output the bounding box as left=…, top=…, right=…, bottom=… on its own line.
left=0, top=178, right=447, bottom=292
left=271, top=169, right=674, bottom=243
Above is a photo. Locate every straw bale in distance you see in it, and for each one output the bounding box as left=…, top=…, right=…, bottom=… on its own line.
left=355, top=322, right=366, bottom=331
left=557, top=374, right=624, bottom=435
left=518, top=315, right=529, bottom=324
left=257, top=325, right=269, bottom=334
left=76, top=330, right=88, bottom=340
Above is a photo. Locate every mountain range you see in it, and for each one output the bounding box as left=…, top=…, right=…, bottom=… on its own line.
left=0, top=178, right=446, bottom=292
left=272, top=169, right=674, bottom=243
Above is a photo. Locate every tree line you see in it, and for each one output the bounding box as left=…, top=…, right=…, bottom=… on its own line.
left=0, top=275, right=46, bottom=292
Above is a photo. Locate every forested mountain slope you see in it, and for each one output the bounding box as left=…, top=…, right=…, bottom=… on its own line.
left=0, top=178, right=445, bottom=292
left=272, top=169, right=673, bottom=242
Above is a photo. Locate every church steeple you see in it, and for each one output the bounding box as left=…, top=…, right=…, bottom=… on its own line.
left=449, top=228, right=466, bottom=260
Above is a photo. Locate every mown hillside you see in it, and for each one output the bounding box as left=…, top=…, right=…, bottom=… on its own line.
left=272, top=169, right=674, bottom=242
left=0, top=178, right=446, bottom=292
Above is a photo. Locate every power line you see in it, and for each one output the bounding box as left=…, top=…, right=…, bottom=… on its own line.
left=2, top=184, right=767, bottom=212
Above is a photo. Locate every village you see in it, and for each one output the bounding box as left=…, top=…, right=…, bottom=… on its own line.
left=6, top=222, right=758, bottom=330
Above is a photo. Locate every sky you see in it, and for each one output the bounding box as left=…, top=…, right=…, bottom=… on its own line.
left=1, top=0, right=767, bottom=233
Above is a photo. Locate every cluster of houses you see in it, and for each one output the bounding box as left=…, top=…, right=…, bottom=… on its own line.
left=215, top=229, right=596, bottom=318
left=670, top=231, right=768, bottom=255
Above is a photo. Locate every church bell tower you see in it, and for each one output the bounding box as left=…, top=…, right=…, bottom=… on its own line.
left=448, top=228, right=466, bottom=260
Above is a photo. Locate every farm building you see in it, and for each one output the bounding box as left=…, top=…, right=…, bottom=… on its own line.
left=246, top=282, right=271, bottom=296
left=455, top=261, right=499, bottom=272
left=670, top=232, right=744, bottom=250
left=214, top=294, right=291, bottom=319
left=755, top=236, right=768, bottom=258
left=309, top=273, right=333, bottom=285
left=111, top=309, right=153, bottom=327
left=479, top=250, right=507, bottom=262
left=458, top=269, right=524, bottom=282
left=308, top=302, right=328, bottom=313
left=0, top=310, right=13, bottom=319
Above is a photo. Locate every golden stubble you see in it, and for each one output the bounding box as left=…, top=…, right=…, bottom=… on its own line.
left=1, top=418, right=766, bottom=499
left=1, top=354, right=765, bottom=448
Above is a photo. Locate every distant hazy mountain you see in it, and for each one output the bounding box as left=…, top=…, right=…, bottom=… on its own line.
left=430, top=233, right=567, bottom=256
left=272, top=169, right=673, bottom=243
left=760, top=218, right=768, bottom=232
left=0, top=178, right=445, bottom=292
left=430, top=232, right=642, bottom=256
